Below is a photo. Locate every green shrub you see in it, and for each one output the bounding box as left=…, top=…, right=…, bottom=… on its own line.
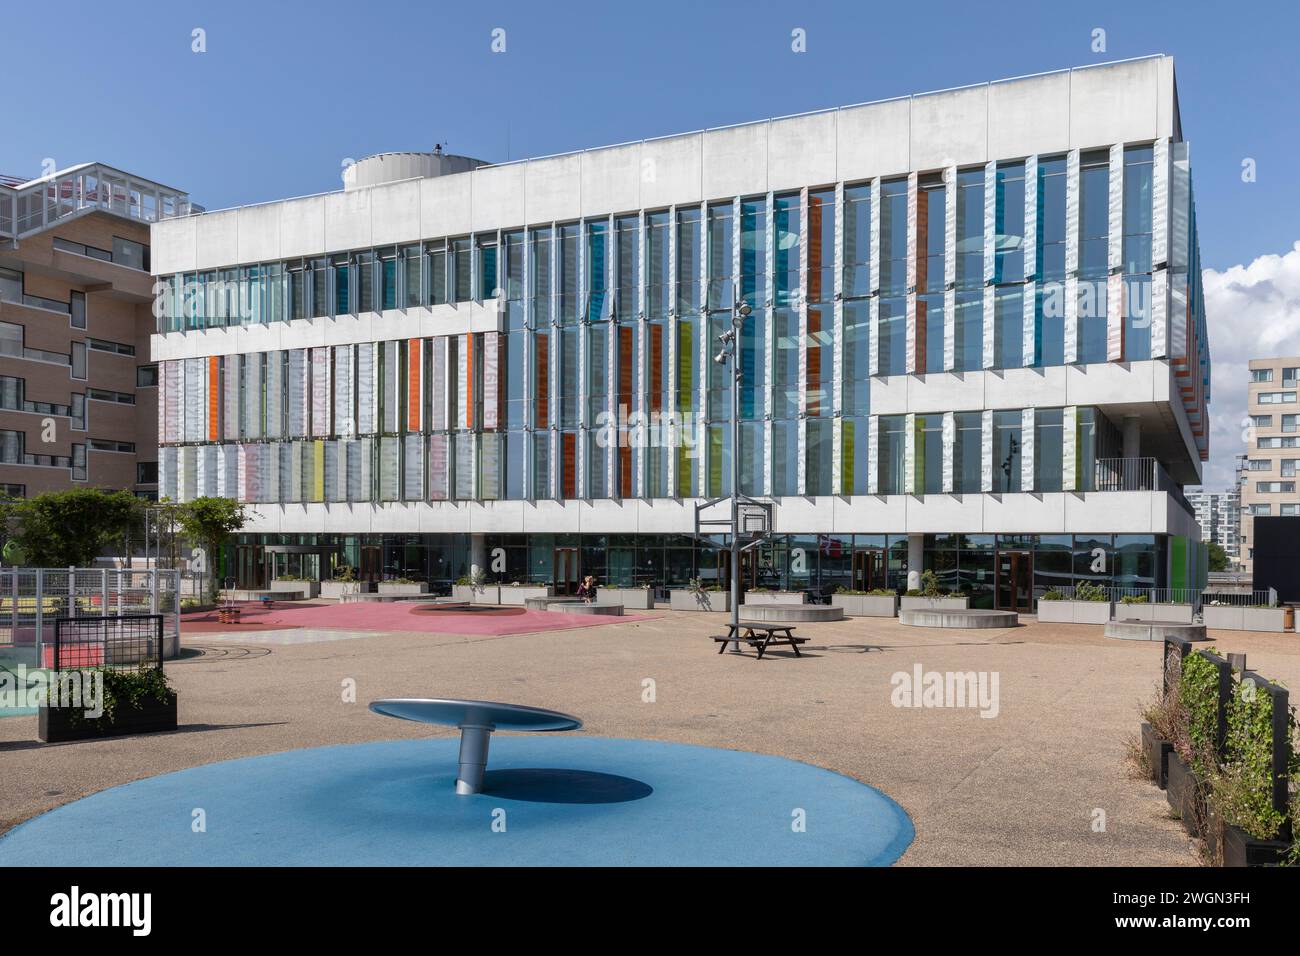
left=1210, top=676, right=1298, bottom=842
left=920, top=570, right=942, bottom=598
left=1121, top=594, right=1149, bottom=605
left=1040, top=589, right=1065, bottom=601
left=1179, top=650, right=1222, bottom=779
left=1074, top=581, right=1109, bottom=602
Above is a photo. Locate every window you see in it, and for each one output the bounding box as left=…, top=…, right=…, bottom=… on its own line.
left=992, top=411, right=1022, bottom=493
left=0, top=376, right=21, bottom=409
left=136, top=364, right=159, bottom=387
left=1038, top=157, right=1066, bottom=280
left=953, top=411, right=982, bottom=494
left=356, top=251, right=375, bottom=312
left=1034, top=408, right=1063, bottom=492
left=1251, top=414, right=1273, bottom=428
left=1282, top=459, right=1298, bottom=479
left=587, top=222, right=608, bottom=320
left=1122, top=146, right=1154, bottom=275
left=71, top=444, right=86, bottom=481
left=71, top=341, right=87, bottom=380
left=87, top=338, right=135, bottom=356
left=1283, top=415, right=1298, bottom=434
left=877, top=415, right=905, bottom=495
left=954, top=292, right=983, bottom=372
left=1246, top=459, right=1271, bottom=471
left=1256, top=481, right=1296, bottom=493
left=0, top=267, right=21, bottom=303
left=88, top=439, right=135, bottom=453
left=0, top=483, right=25, bottom=497
left=1249, top=504, right=1272, bottom=516
left=993, top=288, right=1023, bottom=369
left=1284, top=368, right=1299, bottom=388
left=477, top=240, right=498, bottom=303
left=918, top=415, right=943, bottom=495
left=0, top=430, right=22, bottom=463
left=87, top=387, right=135, bottom=405
left=112, top=237, right=148, bottom=271
left=70, top=291, right=86, bottom=330
left=843, top=185, right=871, bottom=296
left=1258, top=392, right=1297, bottom=405
left=1259, top=436, right=1300, bottom=448
left=1283, top=504, right=1300, bottom=517
left=879, top=179, right=909, bottom=295
left=955, top=169, right=984, bottom=290
left=995, top=162, right=1026, bottom=283
left=675, top=209, right=701, bottom=313
left=1251, top=369, right=1274, bottom=383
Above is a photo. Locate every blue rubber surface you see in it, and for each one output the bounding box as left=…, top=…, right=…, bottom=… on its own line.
left=0, top=737, right=913, bottom=866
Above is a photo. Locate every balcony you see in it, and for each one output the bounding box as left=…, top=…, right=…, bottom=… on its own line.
left=1093, top=456, right=1192, bottom=514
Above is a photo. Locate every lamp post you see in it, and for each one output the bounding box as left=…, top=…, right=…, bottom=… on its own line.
left=714, top=294, right=752, bottom=630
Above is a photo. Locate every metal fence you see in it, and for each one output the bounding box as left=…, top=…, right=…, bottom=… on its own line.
left=0, top=568, right=181, bottom=664
left=1053, top=584, right=1278, bottom=611
left=51, top=614, right=165, bottom=672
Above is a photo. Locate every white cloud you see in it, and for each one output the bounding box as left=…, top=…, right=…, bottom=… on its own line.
left=1198, top=241, right=1300, bottom=491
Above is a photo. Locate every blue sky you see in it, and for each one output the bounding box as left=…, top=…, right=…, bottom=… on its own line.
left=5, top=0, right=1298, bottom=488
left=2, top=0, right=1292, bottom=270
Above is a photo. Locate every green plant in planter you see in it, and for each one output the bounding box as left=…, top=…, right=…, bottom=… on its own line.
left=67, top=667, right=174, bottom=728
left=867, top=589, right=895, bottom=597
left=332, top=565, right=357, bottom=583
left=1040, top=589, right=1066, bottom=601
left=920, top=570, right=943, bottom=598
left=1121, top=594, right=1149, bottom=605
left=1179, top=650, right=1223, bottom=779
left=1141, top=652, right=1186, bottom=746
left=1074, top=581, right=1109, bottom=602
left=1209, top=677, right=1297, bottom=842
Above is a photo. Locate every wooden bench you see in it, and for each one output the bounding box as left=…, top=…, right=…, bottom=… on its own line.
left=711, top=622, right=807, bottom=660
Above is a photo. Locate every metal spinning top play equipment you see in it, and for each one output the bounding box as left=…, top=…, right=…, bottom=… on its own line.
left=368, top=698, right=582, bottom=795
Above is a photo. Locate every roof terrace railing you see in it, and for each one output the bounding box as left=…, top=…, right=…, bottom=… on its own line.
left=0, top=163, right=198, bottom=242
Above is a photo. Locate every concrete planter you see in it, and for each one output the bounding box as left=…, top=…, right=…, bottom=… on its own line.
left=1114, top=602, right=1194, bottom=623
left=1203, top=605, right=1289, bottom=632
left=899, top=595, right=970, bottom=612
left=271, top=579, right=318, bottom=598
left=378, top=582, right=429, bottom=596
left=451, top=584, right=496, bottom=603
left=1035, top=599, right=1112, bottom=624
left=498, top=585, right=554, bottom=605
left=320, top=581, right=372, bottom=599
left=604, top=588, right=653, bottom=610
left=742, top=591, right=806, bottom=606
left=670, top=589, right=730, bottom=612
left=1141, top=721, right=1174, bottom=790
left=831, top=593, right=898, bottom=617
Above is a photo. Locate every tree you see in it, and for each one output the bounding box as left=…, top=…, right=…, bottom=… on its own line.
left=10, top=489, right=142, bottom=567
left=1207, top=541, right=1230, bottom=573
left=177, top=497, right=253, bottom=602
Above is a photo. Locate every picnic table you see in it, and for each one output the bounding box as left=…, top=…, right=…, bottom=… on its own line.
left=712, top=622, right=807, bottom=660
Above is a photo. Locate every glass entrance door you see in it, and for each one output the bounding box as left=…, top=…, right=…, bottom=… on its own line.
left=716, top=550, right=757, bottom=593
left=554, top=547, right=580, bottom=595
left=996, top=551, right=1033, bottom=613
left=359, top=546, right=382, bottom=584
left=235, top=545, right=266, bottom=589
left=852, top=550, right=885, bottom=591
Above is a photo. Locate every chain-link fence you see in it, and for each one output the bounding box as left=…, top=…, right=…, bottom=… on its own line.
left=0, top=568, right=181, bottom=665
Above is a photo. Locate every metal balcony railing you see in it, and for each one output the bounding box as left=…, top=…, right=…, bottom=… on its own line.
left=1092, top=456, right=1193, bottom=514
left=0, top=163, right=197, bottom=242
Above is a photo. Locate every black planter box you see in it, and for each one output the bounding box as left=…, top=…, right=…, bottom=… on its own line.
left=39, top=693, right=177, bottom=743
left=1141, top=722, right=1174, bottom=789
left=1166, top=753, right=1207, bottom=838
left=1221, top=823, right=1291, bottom=867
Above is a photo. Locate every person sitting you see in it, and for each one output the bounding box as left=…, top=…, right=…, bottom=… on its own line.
left=576, top=575, right=598, bottom=604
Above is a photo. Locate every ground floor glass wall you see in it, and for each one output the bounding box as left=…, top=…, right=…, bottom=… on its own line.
left=228, top=531, right=1165, bottom=601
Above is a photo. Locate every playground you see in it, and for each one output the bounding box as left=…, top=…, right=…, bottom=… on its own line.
left=4, top=603, right=1300, bottom=865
